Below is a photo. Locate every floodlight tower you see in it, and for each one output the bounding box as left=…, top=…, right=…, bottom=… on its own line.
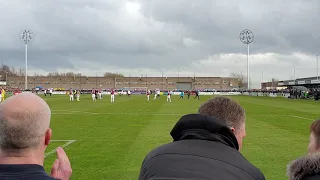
left=239, top=29, right=254, bottom=90
left=317, top=54, right=319, bottom=81
left=20, top=30, right=34, bottom=90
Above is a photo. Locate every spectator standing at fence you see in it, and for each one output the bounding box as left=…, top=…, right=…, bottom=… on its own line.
left=187, top=90, right=190, bottom=99
left=0, top=92, right=72, bottom=180
left=287, top=119, right=320, bottom=180
left=139, top=97, right=265, bottom=180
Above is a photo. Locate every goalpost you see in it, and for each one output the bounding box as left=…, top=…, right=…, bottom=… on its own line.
left=123, top=87, right=148, bottom=95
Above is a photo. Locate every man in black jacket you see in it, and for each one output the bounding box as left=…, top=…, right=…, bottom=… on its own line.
left=0, top=93, right=72, bottom=180
left=138, top=97, right=265, bottom=180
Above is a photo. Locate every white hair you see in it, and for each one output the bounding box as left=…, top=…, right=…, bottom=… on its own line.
left=0, top=92, right=51, bottom=149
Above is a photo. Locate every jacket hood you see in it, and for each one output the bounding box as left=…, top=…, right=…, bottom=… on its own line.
left=170, top=114, right=239, bottom=150
left=287, top=153, right=320, bottom=180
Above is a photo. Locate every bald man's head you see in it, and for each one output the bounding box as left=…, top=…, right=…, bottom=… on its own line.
left=0, top=92, right=51, bottom=150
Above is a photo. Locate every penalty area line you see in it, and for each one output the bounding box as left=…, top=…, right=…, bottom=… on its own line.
left=289, top=115, right=314, bottom=121
left=45, top=140, right=76, bottom=158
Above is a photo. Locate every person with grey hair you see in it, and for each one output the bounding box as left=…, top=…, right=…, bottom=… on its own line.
left=139, top=97, right=265, bottom=180
left=0, top=92, right=72, bottom=180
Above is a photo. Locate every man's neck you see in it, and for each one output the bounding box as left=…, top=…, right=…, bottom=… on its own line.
left=0, top=149, right=44, bottom=165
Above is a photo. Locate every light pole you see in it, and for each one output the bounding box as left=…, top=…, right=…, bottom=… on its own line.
left=317, top=54, right=319, bottom=81
left=20, top=30, right=34, bottom=90
left=239, top=29, right=254, bottom=90
left=293, top=65, right=296, bottom=82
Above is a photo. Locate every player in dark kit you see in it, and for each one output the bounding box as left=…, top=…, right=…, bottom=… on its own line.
left=187, top=90, right=191, bottom=99
left=179, top=91, right=184, bottom=99
left=194, top=90, right=200, bottom=100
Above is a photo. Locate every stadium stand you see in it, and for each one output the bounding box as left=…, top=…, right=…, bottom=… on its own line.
left=6, top=76, right=239, bottom=90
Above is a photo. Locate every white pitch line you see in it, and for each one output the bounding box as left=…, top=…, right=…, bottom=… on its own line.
left=52, top=110, right=82, bottom=112
left=45, top=140, right=76, bottom=158
left=290, top=115, right=314, bottom=121
left=51, top=111, right=299, bottom=118
left=52, top=112, right=183, bottom=116
left=50, top=140, right=76, bottom=142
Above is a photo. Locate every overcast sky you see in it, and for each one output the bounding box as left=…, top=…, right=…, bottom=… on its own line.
left=1, top=0, right=320, bottom=88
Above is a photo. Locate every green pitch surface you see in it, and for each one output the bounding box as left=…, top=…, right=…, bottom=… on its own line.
left=41, top=94, right=320, bottom=180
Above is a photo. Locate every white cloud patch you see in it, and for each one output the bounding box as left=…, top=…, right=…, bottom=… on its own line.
left=182, top=37, right=199, bottom=47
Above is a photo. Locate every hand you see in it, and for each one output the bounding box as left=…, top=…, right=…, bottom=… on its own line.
left=50, top=147, right=72, bottom=180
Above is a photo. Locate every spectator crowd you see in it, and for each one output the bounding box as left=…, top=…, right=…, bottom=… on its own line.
left=0, top=93, right=319, bottom=179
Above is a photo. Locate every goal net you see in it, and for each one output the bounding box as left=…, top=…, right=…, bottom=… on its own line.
left=123, top=87, right=147, bottom=95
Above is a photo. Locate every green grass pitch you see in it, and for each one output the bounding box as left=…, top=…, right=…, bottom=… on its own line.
left=40, top=94, right=320, bottom=180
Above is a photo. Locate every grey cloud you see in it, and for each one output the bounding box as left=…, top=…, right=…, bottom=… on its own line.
left=141, top=0, right=320, bottom=55
left=0, top=0, right=320, bottom=75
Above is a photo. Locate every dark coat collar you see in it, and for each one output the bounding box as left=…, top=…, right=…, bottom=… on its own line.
left=287, top=153, right=320, bottom=180
left=170, top=114, right=239, bottom=150
left=0, top=164, right=45, bottom=173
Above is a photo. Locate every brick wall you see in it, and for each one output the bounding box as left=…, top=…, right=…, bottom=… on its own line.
left=7, top=76, right=239, bottom=90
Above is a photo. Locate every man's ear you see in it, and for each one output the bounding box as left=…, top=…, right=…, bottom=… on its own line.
left=44, top=128, right=52, bottom=146
left=230, top=127, right=236, bottom=133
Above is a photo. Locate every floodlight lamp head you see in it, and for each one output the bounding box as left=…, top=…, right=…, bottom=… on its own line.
left=239, top=29, right=254, bottom=45
left=20, top=30, right=34, bottom=44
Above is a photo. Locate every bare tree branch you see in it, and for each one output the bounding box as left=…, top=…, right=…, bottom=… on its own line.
left=230, top=72, right=249, bottom=88
left=103, top=72, right=124, bottom=78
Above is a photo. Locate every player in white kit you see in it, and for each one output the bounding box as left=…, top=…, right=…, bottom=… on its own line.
left=153, top=90, right=160, bottom=100
left=97, top=89, right=102, bottom=99
left=91, top=89, right=96, bottom=101
left=69, top=89, right=74, bottom=101
left=110, top=89, right=115, bottom=103
left=167, top=90, right=172, bottom=102
left=76, top=90, right=81, bottom=101
left=146, top=90, right=150, bottom=101
left=49, top=88, right=53, bottom=97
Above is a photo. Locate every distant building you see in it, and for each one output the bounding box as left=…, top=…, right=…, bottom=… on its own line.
left=7, top=75, right=240, bottom=90
left=261, top=76, right=320, bottom=89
